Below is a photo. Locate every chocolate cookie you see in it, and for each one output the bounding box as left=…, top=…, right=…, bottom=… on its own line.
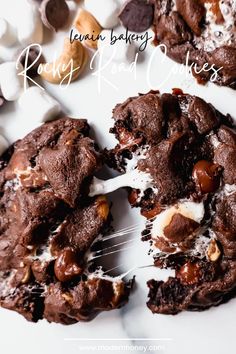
left=108, top=89, right=236, bottom=314
left=0, top=117, right=131, bottom=324
left=151, top=0, right=236, bottom=88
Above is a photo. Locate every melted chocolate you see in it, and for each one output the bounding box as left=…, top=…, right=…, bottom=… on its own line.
left=177, top=262, right=201, bottom=285
left=54, top=248, right=83, bottom=282
left=192, top=160, right=221, bottom=194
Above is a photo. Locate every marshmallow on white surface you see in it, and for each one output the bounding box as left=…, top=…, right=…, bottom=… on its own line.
left=84, top=0, right=120, bottom=28
left=0, top=18, right=17, bottom=47
left=0, top=62, right=26, bottom=101
left=18, top=86, right=61, bottom=123
left=17, top=1, right=43, bottom=45
left=98, top=29, right=136, bottom=62
left=0, top=135, right=9, bottom=156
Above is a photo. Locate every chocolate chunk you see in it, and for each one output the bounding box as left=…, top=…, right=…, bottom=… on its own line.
left=192, top=160, right=221, bottom=194
left=54, top=248, right=83, bottom=282
left=156, top=11, right=192, bottom=45
left=50, top=197, right=108, bottom=255
left=119, top=0, right=154, bottom=33
left=175, top=0, right=205, bottom=36
left=15, top=46, right=45, bottom=79
left=163, top=213, right=199, bottom=243
left=176, top=261, right=201, bottom=285
left=40, top=0, right=70, bottom=31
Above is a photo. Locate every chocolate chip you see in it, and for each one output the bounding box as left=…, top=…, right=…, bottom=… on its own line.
left=177, top=262, right=201, bottom=285
left=163, top=213, right=199, bottom=243
left=40, top=0, right=70, bottom=31
left=141, top=204, right=162, bottom=219
left=15, top=46, right=45, bottom=79
left=192, top=160, right=221, bottom=194
left=54, top=248, right=83, bottom=282
left=119, top=0, right=154, bottom=33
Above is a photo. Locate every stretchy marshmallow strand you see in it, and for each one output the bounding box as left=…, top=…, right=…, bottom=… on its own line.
left=0, top=18, right=17, bottom=47
left=84, top=0, right=120, bottom=28
left=0, top=62, right=26, bottom=101
left=18, top=86, right=61, bottom=123
left=0, top=135, right=9, bottom=156
left=17, top=1, right=43, bottom=45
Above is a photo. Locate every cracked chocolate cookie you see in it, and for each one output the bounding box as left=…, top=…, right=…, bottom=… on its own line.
left=0, top=117, right=131, bottom=324
left=107, top=89, right=236, bottom=314
left=151, top=0, right=236, bottom=88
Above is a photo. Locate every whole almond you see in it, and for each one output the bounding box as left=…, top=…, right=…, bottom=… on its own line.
left=207, top=239, right=221, bottom=262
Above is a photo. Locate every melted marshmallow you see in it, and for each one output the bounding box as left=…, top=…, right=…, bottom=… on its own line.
left=0, top=270, right=17, bottom=298
left=89, top=169, right=154, bottom=197
left=151, top=200, right=205, bottom=239
left=195, top=0, right=236, bottom=51
left=90, top=145, right=153, bottom=197
left=223, top=183, right=236, bottom=195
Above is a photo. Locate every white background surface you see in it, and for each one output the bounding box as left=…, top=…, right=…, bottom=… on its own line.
left=0, top=1, right=236, bottom=354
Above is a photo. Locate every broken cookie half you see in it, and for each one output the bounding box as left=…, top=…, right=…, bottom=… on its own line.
left=91, top=90, right=236, bottom=314
left=0, top=117, right=131, bottom=324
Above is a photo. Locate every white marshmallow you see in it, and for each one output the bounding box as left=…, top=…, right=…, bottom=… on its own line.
left=89, top=169, right=153, bottom=197
left=98, top=29, right=136, bottom=62
left=0, top=18, right=17, bottom=47
left=18, top=86, right=61, bottom=123
left=151, top=201, right=205, bottom=240
left=0, top=62, right=26, bottom=101
left=84, top=0, right=120, bottom=28
left=17, top=1, right=43, bottom=45
left=0, top=135, right=9, bottom=156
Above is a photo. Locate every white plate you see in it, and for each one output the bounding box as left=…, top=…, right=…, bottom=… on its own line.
left=0, top=1, right=236, bottom=354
